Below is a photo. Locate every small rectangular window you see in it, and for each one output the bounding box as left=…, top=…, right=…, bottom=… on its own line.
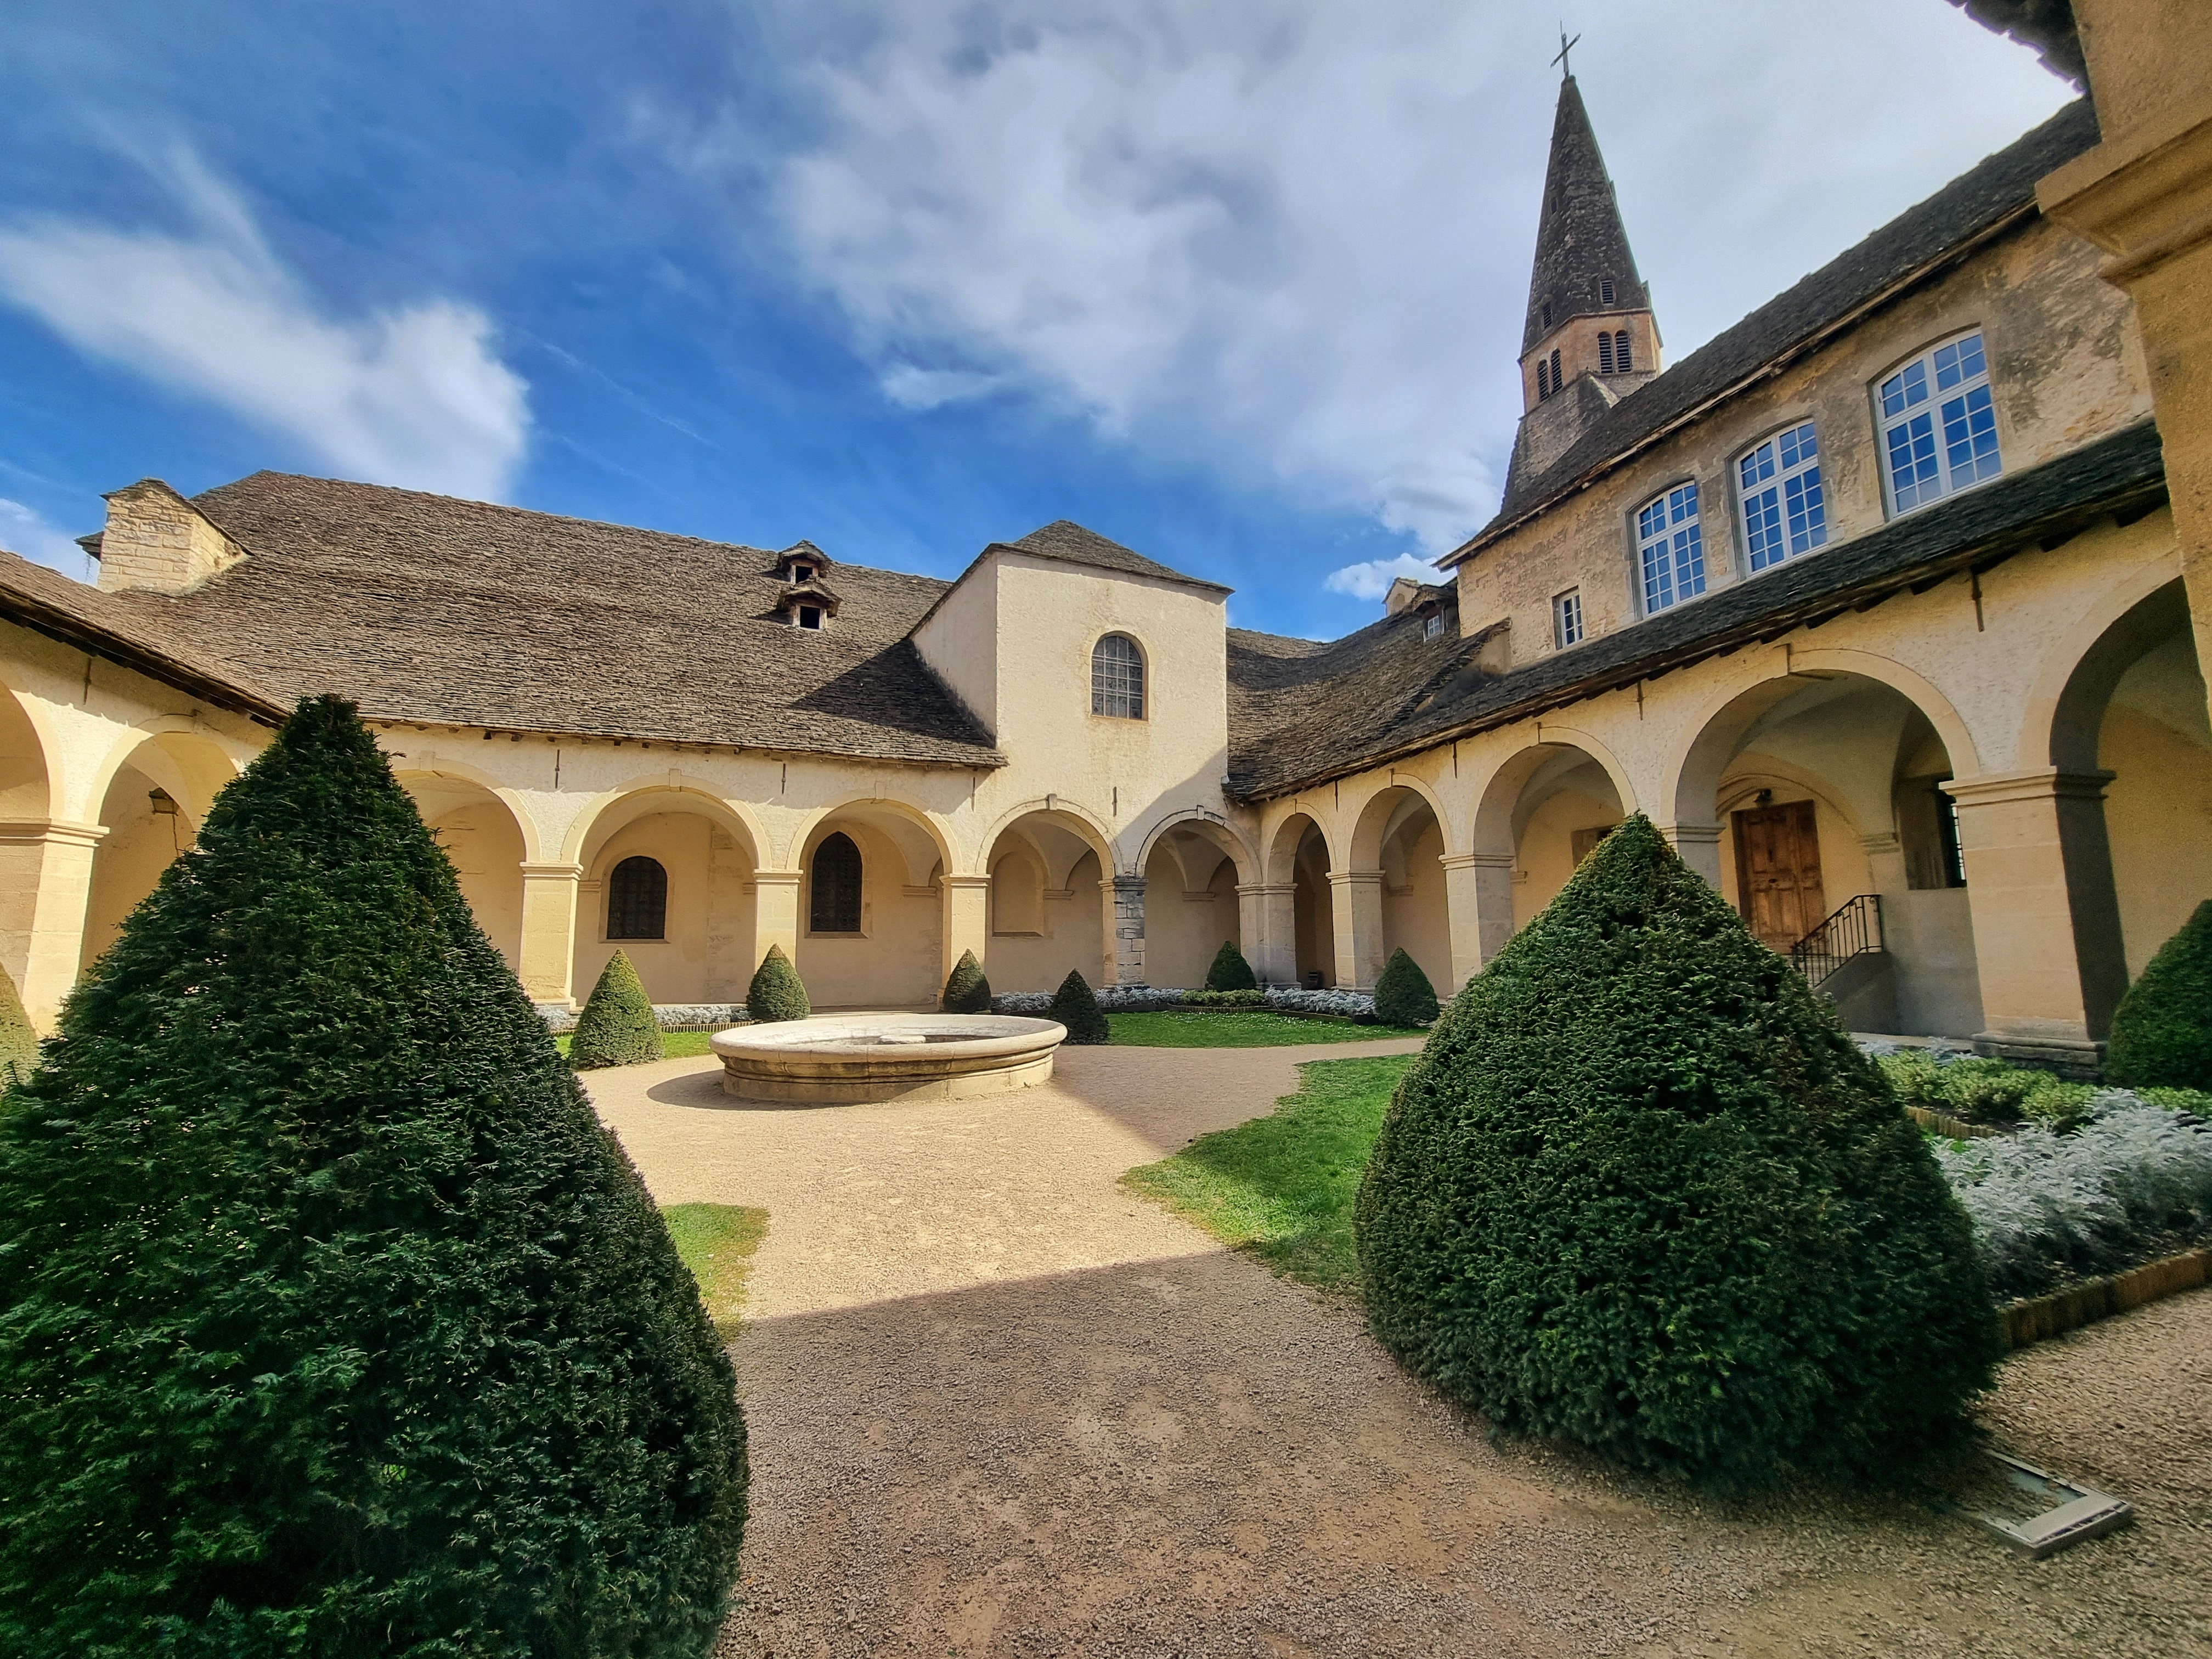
left=1600, top=278, right=1616, bottom=306
left=1599, top=333, right=1616, bottom=375
left=1636, top=483, right=1706, bottom=616
left=798, top=606, right=822, bottom=629
left=1738, top=422, right=1828, bottom=573
left=1423, top=612, right=1444, bottom=640
left=1878, top=331, right=2000, bottom=514
left=1553, top=589, right=1584, bottom=648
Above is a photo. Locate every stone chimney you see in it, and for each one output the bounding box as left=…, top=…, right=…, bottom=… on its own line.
left=83, top=479, right=245, bottom=595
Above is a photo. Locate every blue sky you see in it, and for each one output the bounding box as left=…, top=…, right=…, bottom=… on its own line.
left=0, top=1, right=2070, bottom=638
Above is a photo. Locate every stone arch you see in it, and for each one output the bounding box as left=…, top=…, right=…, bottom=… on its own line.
left=394, top=764, right=539, bottom=970
left=1470, top=734, right=1633, bottom=860
left=0, top=674, right=63, bottom=821
left=1346, top=774, right=1457, bottom=868
left=1263, top=808, right=1334, bottom=886
left=783, top=794, right=956, bottom=885
left=570, top=780, right=764, bottom=1008
left=81, top=717, right=250, bottom=831
left=1346, top=778, right=1453, bottom=996
left=978, top=797, right=1116, bottom=881
left=561, top=772, right=766, bottom=870
left=2030, top=570, right=2192, bottom=773
left=977, top=803, right=1114, bottom=995
left=391, top=758, right=545, bottom=862
left=77, top=724, right=250, bottom=975
left=1133, top=811, right=1257, bottom=888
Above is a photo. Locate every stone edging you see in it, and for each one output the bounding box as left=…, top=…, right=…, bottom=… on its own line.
left=2002, top=1246, right=2210, bottom=1348
left=1904, top=1104, right=2004, bottom=1139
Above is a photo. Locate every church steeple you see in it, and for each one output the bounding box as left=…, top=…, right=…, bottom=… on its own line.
left=1505, top=70, right=1663, bottom=494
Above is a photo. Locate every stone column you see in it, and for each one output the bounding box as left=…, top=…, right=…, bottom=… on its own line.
left=1439, top=851, right=1512, bottom=988
left=940, top=874, right=992, bottom=991
left=1237, top=882, right=1296, bottom=986
left=1327, top=870, right=1385, bottom=992
left=1102, top=874, right=1147, bottom=986
left=1944, top=770, right=2128, bottom=1073
left=517, top=860, right=583, bottom=1009
left=0, top=819, right=105, bottom=1032
left=751, top=870, right=803, bottom=979
left=1657, top=822, right=1725, bottom=889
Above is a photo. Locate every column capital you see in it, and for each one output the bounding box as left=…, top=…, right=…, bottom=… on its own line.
left=1858, top=831, right=1903, bottom=856
left=940, top=873, right=994, bottom=891
left=0, top=818, right=107, bottom=849
left=1325, top=868, right=1384, bottom=888
left=1108, top=873, right=1147, bottom=893
left=751, top=868, right=804, bottom=888
left=1942, top=769, right=2115, bottom=808
left=1439, top=851, right=1512, bottom=871
left=1655, top=822, right=1723, bottom=847
left=517, top=860, right=583, bottom=880
left=1234, top=882, right=1295, bottom=898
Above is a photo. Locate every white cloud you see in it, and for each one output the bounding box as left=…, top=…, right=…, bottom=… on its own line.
left=0, top=497, right=91, bottom=579
left=0, top=151, right=529, bottom=502
left=879, top=363, right=1008, bottom=410
left=757, top=0, right=2069, bottom=560
left=1324, top=552, right=1437, bottom=601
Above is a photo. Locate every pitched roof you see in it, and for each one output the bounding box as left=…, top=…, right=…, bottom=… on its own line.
left=97, top=472, right=1005, bottom=766
left=1459, top=96, right=2102, bottom=551
left=1006, top=520, right=1233, bottom=595
left=1521, top=75, right=1650, bottom=356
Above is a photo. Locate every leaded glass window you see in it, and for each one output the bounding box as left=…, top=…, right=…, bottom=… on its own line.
left=1739, top=422, right=1829, bottom=573
left=607, top=855, right=667, bottom=940
left=1637, top=483, right=1706, bottom=616
left=1878, top=331, right=2001, bottom=514
left=1091, top=633, right=1146, bottom=719
left=809, top=832, right=862, bottom=934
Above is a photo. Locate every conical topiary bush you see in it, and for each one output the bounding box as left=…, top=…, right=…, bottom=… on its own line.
left=942, top=947, right=992, bottom=1013
left=0, top=963, right=36, bottom=1087
left=746, top=942, right=810, bottom=1023
left=1372, top=947, right=1438, bottom=1026
left=1204, top=940, right=1259, bottom=992
left=1048, top=968, right=1110, bottom=1044
left=1355, top=814, right=2000, bottom=1489
left=2105, top=899, right=2212, bottom=1091
left=0, top=696, right=746, bottom=1658
left=571, top=947, right=663, bottom=1069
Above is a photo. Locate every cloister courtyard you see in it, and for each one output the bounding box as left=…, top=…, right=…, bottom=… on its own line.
left=585, top=1036, right=2212, bottom=1659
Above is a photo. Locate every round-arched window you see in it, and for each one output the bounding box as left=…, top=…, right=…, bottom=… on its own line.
left=607, top=855, right=668, bottom=940
left=809, top=831, right=863, bottom=934
left=1091, top=633, right=1146, bottom=719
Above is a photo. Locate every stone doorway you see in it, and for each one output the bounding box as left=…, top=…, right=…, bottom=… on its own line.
left=1733, top=800, right=1824, bottom=950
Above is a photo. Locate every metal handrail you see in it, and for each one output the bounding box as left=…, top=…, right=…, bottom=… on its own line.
left=1788, top=893, right=1882, bottom=988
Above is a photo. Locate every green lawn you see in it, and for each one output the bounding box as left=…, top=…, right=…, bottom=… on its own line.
left=556, top=1029, right=717, bottom=1063
left=661, top=1203, right=769, bottom=1340
left=1106, top=1010, right=1429, bottom=1047
left=1121, top=1054, right=1413, bottom=1293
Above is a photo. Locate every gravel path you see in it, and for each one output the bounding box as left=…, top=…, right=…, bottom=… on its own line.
left=586, top=1045, right=2211, bottom=1658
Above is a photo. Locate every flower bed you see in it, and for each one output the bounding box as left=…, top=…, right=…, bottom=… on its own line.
left=994, top=984, right=1381, bottom=1019
left=540, top=1002, right=746, bottom=1034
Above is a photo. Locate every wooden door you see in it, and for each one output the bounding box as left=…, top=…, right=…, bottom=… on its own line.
left=1732, top=800, right=1825, bottom=950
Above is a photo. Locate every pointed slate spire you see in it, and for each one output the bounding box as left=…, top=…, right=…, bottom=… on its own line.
left=1521, top=76, right=1650, bottom=357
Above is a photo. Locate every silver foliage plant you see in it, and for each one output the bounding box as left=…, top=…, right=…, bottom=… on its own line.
left=1933, top=1095, right=2212, bottom=1298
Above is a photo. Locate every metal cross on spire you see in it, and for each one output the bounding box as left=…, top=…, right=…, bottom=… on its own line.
left=1551, top=24, right=1581, bottom=79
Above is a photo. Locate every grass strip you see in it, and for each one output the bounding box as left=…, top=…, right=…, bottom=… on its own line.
left=661, top=1203, right=770, bottom=1340
left=1107, top=1010, right=1428, bottom=1047
left=1121, top=1054, right=1413, bottom=1293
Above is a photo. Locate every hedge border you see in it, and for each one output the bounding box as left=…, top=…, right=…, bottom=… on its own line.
left=2001, top=1246, right=2210, bottom=1348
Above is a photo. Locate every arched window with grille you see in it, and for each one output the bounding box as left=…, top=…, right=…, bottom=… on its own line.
left=1091, top=633, right=1146, bottom=719
left=606, top=855, right=668, bottom=940
left=1613, top=330, right=1631, bottom=372
left=809, top=831, right=863, bottom=934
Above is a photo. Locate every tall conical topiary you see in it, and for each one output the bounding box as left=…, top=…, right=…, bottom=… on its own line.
left=2106, top=899, right=2212, bottom=1091
left=1372, top=947, right=1438, bottom=1026
left=1048, top=968, right=1110, bottom=1045
left=746, top=942, right=810, bottom=1023
left=1204, top=940, right=1259, bottom=992
left=942, top=947, right=992, bottom=1013
left=571, top=947, right=663, bottom=1069
left=0, top=964, right=36, bottom=1087
left=0, top=696, right=746, bottom=1658
left=1356, top=815, right=2000, bottom=1489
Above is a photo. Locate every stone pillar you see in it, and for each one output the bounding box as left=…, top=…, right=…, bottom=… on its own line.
left=1858, top=830, right=1909, bottom=905
left=940, top=874, right=992, bottom=990
left=0, top=819, right=105, bottom=1032
left=1944, top=770, right=2128, bottom=1073
left=1327, top=870, right=1386, bottom=992
left=517, top=860, right=583, bottom=1009
left=1441, top=851, right=1514, bottom=987
left=1657, top=822, right=1725, bottom=889
left=1103, top=874, right=1147, bottom=986
left=1237, top=882, right=1296, bottom=986
left=751, top=869, right=803, bottom=978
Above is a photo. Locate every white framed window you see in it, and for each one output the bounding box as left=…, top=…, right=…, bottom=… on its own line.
left=1091, top=633, right=1146, bottom=719
left=1553, top=589, right=1584, bottom=648
left=1738, top=422, right=1829, bottom=573
left=1636, top=483, right=1706, bottom=615
left=1423, top=611, right=1444, bottom=641
left=1877, top=330, right=2001, bottom=514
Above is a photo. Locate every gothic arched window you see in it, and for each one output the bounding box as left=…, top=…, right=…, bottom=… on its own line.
left=809, top=831, right=863, bottom=934
left=607, top=855, right=667, bottom=940
left=1091, top=633, right=1146, bottom=719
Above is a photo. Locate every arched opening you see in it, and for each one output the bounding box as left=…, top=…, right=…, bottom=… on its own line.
left=1091, top=633, right=1146, bottom=720
left=793, top=804, right=947, bottom=1011
left=809, top=833, right=864, bottom=934
left=1142, top=823, right=1245, bottom=989
left=1266, top=812, right=1334, bottom=988
left=979, top=808, right=1110, bottom=994
left=0, top=689, right=54, bottom=999
left=79, top=731, right=241, bottom=975
left=1351, top=785, right=1451, bottom=997
left=1675, top=672, right=1982, bottom=1037
left=402, top=771, right=528, bottom=972
left=607, top=855, right=669, bottom=941
left=576, top=789, right=757, bottom=1007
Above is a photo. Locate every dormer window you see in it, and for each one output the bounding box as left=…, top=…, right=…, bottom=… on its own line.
left=1424, top=612, right=1444, bottom=641
left=790, top=562, right=814, bottom=583
left=776, top=571, right=841, bottom=630
left=797, top=606, right=822, bottom=630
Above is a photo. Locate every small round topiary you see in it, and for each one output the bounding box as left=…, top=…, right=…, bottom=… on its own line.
left=571, top=949, right=663, bottom=1069
left=1048, top=969, right=1110, bottom=1045
left=1372, top=947, right=1438, bottom=1027
left=2106, top=898, right=2212, bottom=1091
left=1356, top=814, right=2001, bottom=1489
left=1204, top=940, right=1259, bottom=992
left=0, top=966, right=36, bottom=1088
left=746, top=943, right=810, bottom=1024
left=942, top=949, right=992, bottom=1013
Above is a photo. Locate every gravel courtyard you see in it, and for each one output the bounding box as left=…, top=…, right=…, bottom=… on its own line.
left=586, top=1043, right=2211, bottom=1659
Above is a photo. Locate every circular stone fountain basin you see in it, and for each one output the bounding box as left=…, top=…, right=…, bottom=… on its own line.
left=709, top=1013, right=1068, bottom=1105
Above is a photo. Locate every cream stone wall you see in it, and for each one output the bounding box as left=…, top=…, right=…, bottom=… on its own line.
left=2098, top=632, right=2212, bottom=975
